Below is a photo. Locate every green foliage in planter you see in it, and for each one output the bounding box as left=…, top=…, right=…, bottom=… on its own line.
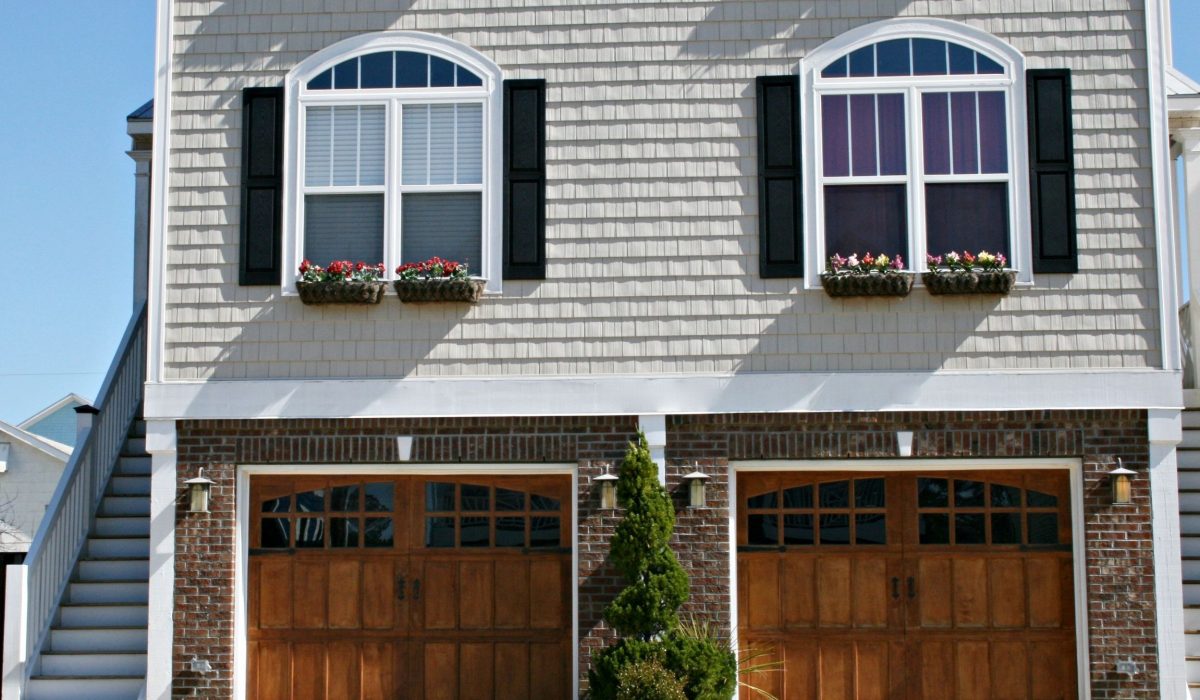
left=589, top=433, right=737, bottom=700
left=616, top=660, right=687, bottom=700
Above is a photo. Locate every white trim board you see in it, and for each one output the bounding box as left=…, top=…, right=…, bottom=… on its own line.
left=729, top=458, right=1090, bottom=698
left=234, top=463, right=579, bottom=700
left=143, top=369, right=1182, bottom=421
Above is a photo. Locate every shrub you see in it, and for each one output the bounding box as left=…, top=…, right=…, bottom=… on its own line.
left=616, top=660, right=687, bottom=700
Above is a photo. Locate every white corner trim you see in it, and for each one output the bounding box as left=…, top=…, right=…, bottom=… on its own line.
left=143, top=369, right=1182, bottom=422
left=233, top=463, right=577, bottom=699
left=730, top=458, right=1090, bottom=698
left=1147, top=0, right=1184, bottom=374
left=146, top=0, right=174, bottom=386
left=639, top=415, right=667, bottom=484
left=145, top=420, right=177, bottom=700
left=1148, top=408, right=1188, bottom=699
left=2, top=564, right=28, bottom=700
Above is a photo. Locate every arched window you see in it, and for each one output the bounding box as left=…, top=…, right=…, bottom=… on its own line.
left=803, top=20, right=1029, bottom=283
left=283, top=32, right=502, bottom=290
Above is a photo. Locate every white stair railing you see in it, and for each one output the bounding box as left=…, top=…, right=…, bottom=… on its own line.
left=1185, top=302, right=1195, bottom=390
left=2, top=303, right=146, bottom=698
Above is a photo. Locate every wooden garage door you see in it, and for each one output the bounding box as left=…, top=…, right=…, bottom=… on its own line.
left=247, top=475, right=572, bottom=700
left=738, top=471, right=1076, bottom=700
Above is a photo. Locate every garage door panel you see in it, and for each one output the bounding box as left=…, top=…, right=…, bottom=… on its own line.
left=257, top=558, right=293, bottom=629
left=459, top=642, right=494, bottom=698
left=1029, top=640, right=1075, bottom=699
left=253, top=641, right=291, bottom=699
left=952, top=558, right=988, bottom=628
left=329, top=560, right=362, bottom=629
left=458, top=561, right=494, bottom=630
left=819, top=641, right=854, bottom=699
left=954, top=640, right=990, bottom=698
left=420, top=561, right=458, bottom=630
left=422, top=642, right=457, bottom=700
left=360, top=641, right=398, bottom=700
left=362, top=560, right=397, bottom=630
left=913, top=558, right=952, bottom=628
left=989, top=558, right=1027, bottom=628
left=851, top=558, right=891, bottom=628
left=990, top=641, right=1028, bottom=699
left=292, top=643, right=326, bottom=700
left=1026, top=558, right=1064, bottom=628
left=529, top=641, right=569, bottom=698
left=817, top=558, right=852, bottom=626
left=493, top=560, right=529, bottom=629
left=914, top=640, right=954, bottom=700
left=783, top=557, right=815, bottom=627
left=743, top=555, right=781, bottom=630
left=294, top=560, right=329, bottom=629
left=327, top=640, right=362, bottom=700
left=494, top=642, right=530, bottom=698
left=529, top=559, right=566, bottom=629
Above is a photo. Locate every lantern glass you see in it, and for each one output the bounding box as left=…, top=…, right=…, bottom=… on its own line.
left=689, top=479, right=706, bottom=508
left=190, top=482, right=210, bottom=513
left=600, top=481, right=617, bottom=509
left=1112, top=473, right=1132, bottom=505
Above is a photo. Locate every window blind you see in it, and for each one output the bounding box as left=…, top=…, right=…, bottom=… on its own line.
left=401, top=192, right=482, bottom=267
left=304, top=105, right=385, bottom=187
left=401, top=103, right=482, bottom=185
left=304, top=193, right=385, bottom=264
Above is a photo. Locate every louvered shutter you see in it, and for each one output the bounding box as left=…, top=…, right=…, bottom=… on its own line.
left=503, top=79, right=546, bottom=280
left=1026, top=69, right=1078, bottom=274
left=239, top=87, right=284, bottom=285
left=757, top=76, right=803, bottom=278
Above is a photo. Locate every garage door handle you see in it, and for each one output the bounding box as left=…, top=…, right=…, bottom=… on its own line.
left=891, top=577, right=900, bottom=600
left=907, top=576, right=916, bottom=600
left=396, top=575, right=406, bottom=601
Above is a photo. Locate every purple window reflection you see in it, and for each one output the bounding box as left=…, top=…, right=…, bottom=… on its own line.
left=878, top=94, right=906, bottom=175
left=978, top=92, right=1008, bottom=174
left=922, top=93, right=950, bottom=175
left=822, top=95, right=850, bottom=177
left=850, top=94, right=878, bottom=176
left=950, top=92, right=979, bottom=174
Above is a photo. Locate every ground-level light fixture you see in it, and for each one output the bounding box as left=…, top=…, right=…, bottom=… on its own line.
left=1108, top=459, right=1135, bottom=506
left=683, top=471, right=710, bottom=508
left=596, top=472, right=619, bottom=509
left=184, top=468, right=215, bottom=514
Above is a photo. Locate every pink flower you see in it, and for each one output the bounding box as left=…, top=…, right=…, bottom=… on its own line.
left=890, top=255, right=905, bottom=270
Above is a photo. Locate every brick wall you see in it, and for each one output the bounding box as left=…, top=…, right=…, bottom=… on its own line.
left=172, top=409, right=1153, bottom=698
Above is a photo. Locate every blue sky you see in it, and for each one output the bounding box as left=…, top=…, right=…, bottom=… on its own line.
left=0, top=3, right=1197, bottom=424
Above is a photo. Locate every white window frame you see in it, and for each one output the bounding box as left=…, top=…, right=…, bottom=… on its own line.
left=801, top=19, right=1031, bottom=287
left=282, top=31, right=504, bottom=294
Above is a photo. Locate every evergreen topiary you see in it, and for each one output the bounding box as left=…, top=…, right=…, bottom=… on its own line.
left=616, top=660, right=687, bottom=700
left=589, top=433, right=737, bottom=700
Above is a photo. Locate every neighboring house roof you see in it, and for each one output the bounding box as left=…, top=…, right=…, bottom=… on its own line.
left=127, top=99, right=153, bottom=121
left=1168, top=66, right=1200, bottom=115
left=18, top=393, right=90, bottom=450
left=0, top=419, right=71, bottom=463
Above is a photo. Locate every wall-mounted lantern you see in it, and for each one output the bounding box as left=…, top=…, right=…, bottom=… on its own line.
left=596, top=472, right=618, bottom=509
left=184, top=468, right=215, bottom=514
left=683, top=471, right=710, bottom=508
left=1108, top=459, right=1135, bottom=506
left=896, top=431, right=914, bottom=457
left=396, top=436, right=414, bottom=461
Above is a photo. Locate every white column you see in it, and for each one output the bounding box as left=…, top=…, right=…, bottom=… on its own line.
left=144, top=420, right=176, bottom=700
left=128, top=150, right=152, bottom=310
left=1149, top=408, right=1187, bottom=699
left=1178, top=129, right=1200, bottom=389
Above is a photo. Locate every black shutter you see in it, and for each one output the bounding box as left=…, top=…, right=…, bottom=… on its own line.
left=239, top=86, right=284, bottom=285
left=503, top=79, right=546, bottom=279
left=756, top=75, right=803, bottom=278
left=1026, top=69, right=1078, bottom=274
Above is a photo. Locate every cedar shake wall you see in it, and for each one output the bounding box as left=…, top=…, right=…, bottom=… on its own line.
left=172, top=409, right=1153, bottom=698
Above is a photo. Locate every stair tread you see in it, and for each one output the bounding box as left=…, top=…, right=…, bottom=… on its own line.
left=39, top=650, right=147, bottom=656
left=31, top=675, right=144, bottom=681
left=72, top=579, right=150, bottom=585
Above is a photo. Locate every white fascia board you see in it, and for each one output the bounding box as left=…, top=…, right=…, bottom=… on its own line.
left=143, top=369, right=1182, bottom=421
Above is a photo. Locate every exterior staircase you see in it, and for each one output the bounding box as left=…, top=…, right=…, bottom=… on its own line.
left=1182, top=407, right=1200, bottom=695
left=24, top=420, right=149, bottom=700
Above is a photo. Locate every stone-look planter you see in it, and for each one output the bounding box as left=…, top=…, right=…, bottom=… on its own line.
left=922, top=270, right=1016, bottom=295
left=295, top=280, right=387, bottom=305
left=393, top=278, right=486, bottom=303
left=819, top=272, right=914, bottom=298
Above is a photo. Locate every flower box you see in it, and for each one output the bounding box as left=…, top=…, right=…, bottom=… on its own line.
left=393, top=277, right=486, bottom=303
left=820, top=271, right=914, bottom=297
left=295, top=280, right=387, bottom=305
left=821, top=252, right=912, bottom=298
left=923, top=251, right=1014, bottom=296
left=922, top=270, right=1016, bottom=295
left=295, top=260, right=387, bottom=305
left=393, top=257, right=485, bottom=303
